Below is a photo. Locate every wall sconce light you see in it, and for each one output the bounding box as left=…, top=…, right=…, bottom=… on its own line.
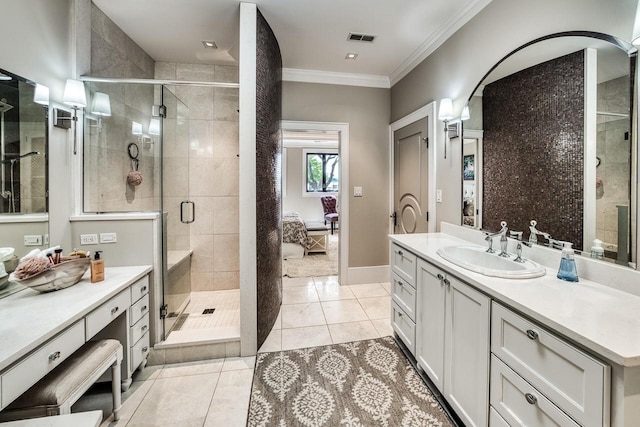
left=89, top=92, right=111, bottom=131
left=438, top=98, right=455, bottom=159
left=61, top=79, right=87, bottom=155
left=148, top=119, right=160, bottom=136
left=33, top=84, right=50, bottom=106
left=91, top=92, right=111, bottom=117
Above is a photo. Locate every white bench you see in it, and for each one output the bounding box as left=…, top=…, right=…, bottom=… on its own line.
left=0, top=340, right=122, bottom=422
left=0, top=411, right=103, bottom=427
left=305, top=221, right=329, bottom=254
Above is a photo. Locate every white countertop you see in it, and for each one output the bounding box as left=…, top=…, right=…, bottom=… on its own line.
left=389, top=233, right=640, bottom=368
left=0, top=265, right=152, bottom=372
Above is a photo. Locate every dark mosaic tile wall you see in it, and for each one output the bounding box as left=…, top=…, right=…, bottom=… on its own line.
left=255, top=10, right=283, bottom=348
left=483, top=50, right=584, bottom=249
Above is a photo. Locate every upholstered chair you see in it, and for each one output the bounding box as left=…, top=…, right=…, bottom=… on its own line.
left=320, top=195, right=339, bottom=234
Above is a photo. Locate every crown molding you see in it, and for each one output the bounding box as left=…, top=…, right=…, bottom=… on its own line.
left=389, top=0, right=494, bottom=86
left=282, top=68, right=390, bottom=88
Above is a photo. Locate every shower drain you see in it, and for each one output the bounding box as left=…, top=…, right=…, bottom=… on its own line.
left=202, top=308, right=216, bottom=315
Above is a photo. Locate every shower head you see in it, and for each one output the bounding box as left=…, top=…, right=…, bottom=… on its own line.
left=0, top=99, right=13, bottom=113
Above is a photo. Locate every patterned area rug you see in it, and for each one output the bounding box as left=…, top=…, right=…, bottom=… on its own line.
left=247, top=336, right=455, bottom=426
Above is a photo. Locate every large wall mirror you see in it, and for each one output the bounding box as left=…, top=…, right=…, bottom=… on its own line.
left=0, top=67, right=49, bottom=272
left=462, top=31, right=637, bottom=268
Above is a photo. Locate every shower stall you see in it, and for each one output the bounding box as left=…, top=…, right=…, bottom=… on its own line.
left=82, top=76, right=240, bottom=346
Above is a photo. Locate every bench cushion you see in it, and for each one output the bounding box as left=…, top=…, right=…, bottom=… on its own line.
left=8, top=340, right=121, bottom=409
left=304, top=221, right=329, bottom=231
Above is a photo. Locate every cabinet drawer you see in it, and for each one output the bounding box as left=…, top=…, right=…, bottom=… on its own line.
left=391, top=300, right=415, bottom=355
left=489, top=406, right=509, bottom=427
left=86, top=290, right=131, bottom=338
left=130, top=275, right=149, bottom=303
left=130, top=294, right=150, bottom=327
left=391, top=272, right=416, bottom=322
left=1, top=321, right=85, bottom=408
left=491, top=303, right=609, bottom=427
left=391, top=244, right=416, bottom=286
left=130, top=313, right=150, bottom=345
left=130, top=331, right=150, bottom=372
left=491, top=356, right=579, bottom=427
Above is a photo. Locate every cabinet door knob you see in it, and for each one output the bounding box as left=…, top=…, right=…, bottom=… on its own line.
left=398, top=312, right=403, bottom=318
left=142, top=346, right=148, bottom=353
left=437, top=273, right=444, bottom=280
left=111, top=306, right=119, bottom=315
left=443, top=278, right=451, bottom=286
left=525, top=393, right=537, bottom=405
left=141, top=286, right=147, bottom=292
left=141, top=305, right=148, bottom=312
left=398, top=250, right=404, bottom=256
left=48, top=351, right=61, bottom=361
left=397, top=280, right=403, bottom=287
left=141, top=325, right=148, bottom=332
left=526, top=329, right=539, bottom=340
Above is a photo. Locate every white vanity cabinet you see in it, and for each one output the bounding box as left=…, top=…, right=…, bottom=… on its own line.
left=390, top=243, right=490, bottom=427
left=390, top=244, right=417, bottom=354
left=491, top=302, right=609, bottom=427
left=416, top=259, right=490, bottom=427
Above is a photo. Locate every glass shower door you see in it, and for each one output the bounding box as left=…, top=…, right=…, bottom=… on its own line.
left=161, top=86, right=191, bottom=338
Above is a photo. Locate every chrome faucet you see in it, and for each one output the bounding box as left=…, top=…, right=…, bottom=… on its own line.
left=510, top=230, right=531, bottom=263
left=484, top=221, right=508, bottom=256
left=528, top=220, right=552, bottom=246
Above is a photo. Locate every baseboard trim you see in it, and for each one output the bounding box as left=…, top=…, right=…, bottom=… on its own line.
left=346, top=265, right=390, bottom=285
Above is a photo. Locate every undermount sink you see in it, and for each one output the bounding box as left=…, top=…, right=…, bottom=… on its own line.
left=436, top=245, right=546, bottom=279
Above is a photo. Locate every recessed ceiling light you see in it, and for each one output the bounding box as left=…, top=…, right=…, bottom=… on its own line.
left=202, top=40, right=217, bottom=49
left=345, top=53, right=358, bottom=60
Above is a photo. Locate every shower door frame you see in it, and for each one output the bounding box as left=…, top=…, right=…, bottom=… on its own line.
left=79, top=77, right=240, bottom=344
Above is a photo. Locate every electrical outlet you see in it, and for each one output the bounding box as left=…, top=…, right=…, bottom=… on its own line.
left=24, top=235, right=42, bottom=246
left=436, top=189, right=443, bottom=203
left=80, top=234, right=99, bottom=245
left=354, top=186, right=363, bottom=197
left=100, top=232, right=117, bottom=243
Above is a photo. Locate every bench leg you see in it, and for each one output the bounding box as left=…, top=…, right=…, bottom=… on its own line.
left=111, top=361, right=122, bottom=421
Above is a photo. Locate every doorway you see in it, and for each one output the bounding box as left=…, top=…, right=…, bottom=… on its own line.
left=280, top=121, right=349, bottom=284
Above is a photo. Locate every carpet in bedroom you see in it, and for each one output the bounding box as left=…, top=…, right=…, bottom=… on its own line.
left=283, top=232, right=338, bottom=278
left=247, top=336, right=455, bottom=426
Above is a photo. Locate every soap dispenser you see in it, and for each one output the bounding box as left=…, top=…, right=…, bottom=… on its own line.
left=557, top=242, right=578, bottom=282
left=91, top=251, right=104, bottom=283
left=590, top=239, right=604, bottom=260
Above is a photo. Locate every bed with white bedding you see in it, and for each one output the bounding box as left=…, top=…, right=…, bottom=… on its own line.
left=282, top=212, right=314, bottom=259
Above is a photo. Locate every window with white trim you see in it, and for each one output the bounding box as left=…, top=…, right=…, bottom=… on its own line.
left=303, top=149, right=339, bottom=196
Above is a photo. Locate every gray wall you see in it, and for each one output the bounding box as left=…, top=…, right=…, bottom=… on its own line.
left=390, top=0, right=637, bottom=228
left=282, top=82, right=390, bottom=268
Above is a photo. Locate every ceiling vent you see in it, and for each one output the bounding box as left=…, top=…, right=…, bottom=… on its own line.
left=348, top=33, right=375, bottom=43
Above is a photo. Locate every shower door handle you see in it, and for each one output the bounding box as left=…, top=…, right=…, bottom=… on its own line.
left=180, top=200, right=195, bottom=224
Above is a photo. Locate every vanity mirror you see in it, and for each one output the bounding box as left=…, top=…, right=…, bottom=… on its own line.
left=461, top=31, right=637, bottom=267
left=0, top=67, right=49, bottom=261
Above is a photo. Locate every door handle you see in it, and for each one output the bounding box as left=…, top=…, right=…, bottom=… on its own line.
left=391, top=211, right=397, bottom=227
left=180, top=200, right=195, bottom=224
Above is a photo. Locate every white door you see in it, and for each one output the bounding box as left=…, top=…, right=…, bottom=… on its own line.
left=415, top=259, right=446, bottom=391
left=394, top=118, right=429, bottom=233
left=444, top=276, right=490, bottom=427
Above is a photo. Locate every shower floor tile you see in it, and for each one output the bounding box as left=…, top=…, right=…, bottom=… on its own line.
left=175, top=290, right=240, bottom=331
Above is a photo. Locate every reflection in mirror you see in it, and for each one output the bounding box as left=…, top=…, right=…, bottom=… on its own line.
left=0, top=68, right=49, bottom=292
left=462, top=32, right=637, bottom=267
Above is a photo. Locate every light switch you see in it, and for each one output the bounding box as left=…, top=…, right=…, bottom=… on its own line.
left=354, top=186, right=363, bottom=197
left=100, top=232, right=117, bottom=243
left=436, top=189, right=443, bottom=203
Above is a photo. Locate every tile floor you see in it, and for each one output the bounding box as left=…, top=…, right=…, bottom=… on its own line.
left=74, top=275, right=392, bottom=426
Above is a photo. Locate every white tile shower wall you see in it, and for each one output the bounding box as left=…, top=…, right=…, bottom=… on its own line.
left=156, top=62, right=240, bottom=292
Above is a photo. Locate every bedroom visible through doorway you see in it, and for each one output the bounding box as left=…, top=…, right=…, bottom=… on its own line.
left=281, top=127, right=341, bottom=279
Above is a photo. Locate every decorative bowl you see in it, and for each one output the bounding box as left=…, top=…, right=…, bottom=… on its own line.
left=10, top=257, right=91, bottom=293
